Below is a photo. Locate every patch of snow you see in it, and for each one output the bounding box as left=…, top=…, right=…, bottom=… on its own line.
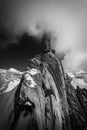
left=67, top=72, right=75, bottom=78
left=71, top=78, right=87, bottom=89
left=76, top=70, right=85, bottom=74
left=9, top=68, right=23, bottom=74
left=25, top=101, right=32, bottom=106
left=3, top=79, right=20, bottom=93
left=24, top=73, right=37, bottom=88
left=26, top=68, right=40, bottom=75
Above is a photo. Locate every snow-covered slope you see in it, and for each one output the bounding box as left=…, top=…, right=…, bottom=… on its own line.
left=66, top=71, right=87, bottom=89
left=0, top=68, right=23, bottom=94
left=8, top=68, right=23, bottom=74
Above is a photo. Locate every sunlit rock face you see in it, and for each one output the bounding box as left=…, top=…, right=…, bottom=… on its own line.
left=11, top=51, right=69, bottom=130
left=0, top=51, right=87, bottom=130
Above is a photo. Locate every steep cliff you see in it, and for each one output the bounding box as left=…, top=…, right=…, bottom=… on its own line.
left=65, top=74, right=87, bottom=130
left=0, top=51, right=87, bottom=130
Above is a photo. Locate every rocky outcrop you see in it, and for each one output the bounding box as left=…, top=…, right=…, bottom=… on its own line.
left=0, top=51, right=87, bottom=130
left=65, top=74, right=87, bottom=130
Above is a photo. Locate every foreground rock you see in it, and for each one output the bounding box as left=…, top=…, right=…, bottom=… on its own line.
left=0, top=51, right=87, bottom=130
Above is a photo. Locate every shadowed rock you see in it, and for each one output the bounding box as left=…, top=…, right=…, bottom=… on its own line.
left=0, top=51, right=87, bottom=130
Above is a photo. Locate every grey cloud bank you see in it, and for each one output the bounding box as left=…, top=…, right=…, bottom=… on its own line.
left=0, top=0, right=87, bottom=72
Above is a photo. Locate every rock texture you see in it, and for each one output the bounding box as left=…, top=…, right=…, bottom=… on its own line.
left=65, top=74, right=87, bottom=130
left=0, top=51, right=87, bottom=130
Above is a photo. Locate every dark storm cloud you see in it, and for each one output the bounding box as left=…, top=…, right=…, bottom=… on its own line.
left=0, top=0, right=18, bottom=49
left=0, top=0, right=87, bottom=72
left=0, top=32, right=53, bottom=70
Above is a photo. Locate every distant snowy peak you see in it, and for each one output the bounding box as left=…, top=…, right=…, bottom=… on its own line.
left=8, top=68, right=23, bottom=74
left=0, top=69, right=7, bottom=73
left=67, top=72, right=75, bottom=78
left=67, top=70, right=87, bottom=78
left=66, top=70, right=87, bottom=89
left=75, top=70, right=85, bottom=74
left=0, top=68, right=23, bottom=74
left=71, top=78, right=87, bottom=89
left=0, top=68, right=24, bottom=94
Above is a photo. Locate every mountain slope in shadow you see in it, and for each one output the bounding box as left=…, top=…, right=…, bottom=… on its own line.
left=0, top=49, right=87, bottom=129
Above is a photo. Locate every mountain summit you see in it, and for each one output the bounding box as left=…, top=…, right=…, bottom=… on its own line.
left=0, top=50, right=87, bottom=130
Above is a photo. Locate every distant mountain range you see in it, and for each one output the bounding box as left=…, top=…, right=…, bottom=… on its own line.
left=0, top=67, right=87, bottom=94
left=0, top=68, right=23, bottom=94
left=0, top=51, right=87, bottom=130
left=66, top=70, right=87, bottom=89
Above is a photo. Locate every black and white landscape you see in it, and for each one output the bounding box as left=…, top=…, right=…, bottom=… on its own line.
left=0, top=0, right=87, bottom=130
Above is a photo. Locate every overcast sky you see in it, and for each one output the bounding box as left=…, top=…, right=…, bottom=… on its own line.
left=0, top=0, right=87, bottom=72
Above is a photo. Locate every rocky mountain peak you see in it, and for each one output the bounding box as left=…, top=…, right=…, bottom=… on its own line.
left=0, top=50, right=87, bottom=130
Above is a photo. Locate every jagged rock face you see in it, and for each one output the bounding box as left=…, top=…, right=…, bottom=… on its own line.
left=11, top=52, right=69, bottom=130
left=0, top=51, right=87, bottom=130
left=65, top=75, right=87, bottom=130
left=13, top=69, right=45, bottom=130
left=0, top=69, right=23, bottom=130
